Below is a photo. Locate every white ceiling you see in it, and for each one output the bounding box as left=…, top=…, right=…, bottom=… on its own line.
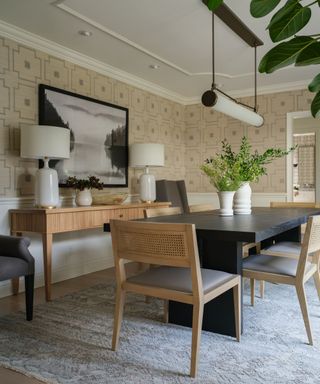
left=0, top=0, right=319, bottom=100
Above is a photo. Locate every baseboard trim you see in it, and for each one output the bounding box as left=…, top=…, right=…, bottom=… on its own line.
left=0, top=255, right=112, bottom=298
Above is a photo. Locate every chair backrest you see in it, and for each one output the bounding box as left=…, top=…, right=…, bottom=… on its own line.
left=111, top=220, right=199, bottom=267
left=189, top=204, right=214, bottom=213
left=143, top=206, right=182, bottom=218
left=156, top=180, right=189, bottom=213
left=270, top=202, right=320, bottom=208
left=297, top=215, right=320, bottom=279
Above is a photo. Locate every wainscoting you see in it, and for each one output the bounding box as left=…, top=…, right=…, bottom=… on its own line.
left=0, top=192, right=287, bottom=298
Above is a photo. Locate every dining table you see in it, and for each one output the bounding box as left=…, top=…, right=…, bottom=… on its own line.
left=128, top=206, right=320, bottom=337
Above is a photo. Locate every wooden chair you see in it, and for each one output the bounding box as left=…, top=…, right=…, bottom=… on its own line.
left=110, top=220, right=241, bottom=377
left=242, top=242, right=264, bottom=300
left=243, top=215, right=320, bottom=345
left=188, top=204, right=214, bottom=213
left=257, top=202, right=320, bottom=296
left=143, top=206, right=182, bottom=309
left=260, top=202, right=320, bottom=299
left=143, top=206, right=182, bottom=218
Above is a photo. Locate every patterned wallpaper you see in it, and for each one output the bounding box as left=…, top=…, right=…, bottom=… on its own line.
left=185, top=89, right=314, bottom=193
left=0, top=35, right=314, bottom=197
left=0, top=37, right=185, bottom=197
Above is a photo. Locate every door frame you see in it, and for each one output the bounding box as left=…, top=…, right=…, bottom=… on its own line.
left=286, top=110, right=314, bottom=202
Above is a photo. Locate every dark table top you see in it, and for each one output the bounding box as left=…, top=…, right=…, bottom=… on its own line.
left=138, top=207, right=320, bottom=243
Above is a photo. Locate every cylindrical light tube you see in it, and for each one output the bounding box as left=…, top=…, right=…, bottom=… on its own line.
left=212, top=91, right=264, bottom=127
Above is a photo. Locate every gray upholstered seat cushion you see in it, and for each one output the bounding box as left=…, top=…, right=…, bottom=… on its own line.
left=0, top=256, right=30, bottom=280
left=127, top=267, right=235, bottom=294
left=263, top=241, right=301, bottom=255
left=243, top=254, right=312, bottom=277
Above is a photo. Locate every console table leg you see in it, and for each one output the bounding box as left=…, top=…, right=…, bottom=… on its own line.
left=42, top=233, right=53, bottom=301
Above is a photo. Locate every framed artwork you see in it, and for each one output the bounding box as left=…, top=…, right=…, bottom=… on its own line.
left=38, top=84, right=129, bottom=187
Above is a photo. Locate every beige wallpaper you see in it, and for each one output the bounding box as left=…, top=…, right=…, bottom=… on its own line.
left=185, top=89, right=314, bottom=193
left=0, top=35, right=314, bottom=197
left=0, top=37, right=185, bottom=197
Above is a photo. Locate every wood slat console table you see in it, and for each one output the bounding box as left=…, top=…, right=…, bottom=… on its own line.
left=10, top=202, right=170, bottom=301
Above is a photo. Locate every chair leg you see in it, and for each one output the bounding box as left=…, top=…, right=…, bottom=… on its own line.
left=295, top=284, right=313, bottom=345
left=163, top=300, right=169, bottom=323
left=313, top=271, right=320, bottom=301
left=112, top=288, right=126, bottom=351
left=24, top=274, right=34, bottom=321
left=233, top=283, right=241, bottom=342
left=250, top=278, right=255, bottom=306
left=190, top=301, right=204, bottom=378
left=260, top=281, right=265, bottom=299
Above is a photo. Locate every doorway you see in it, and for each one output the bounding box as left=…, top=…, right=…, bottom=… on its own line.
left=287, top=111, right=320, bottom=202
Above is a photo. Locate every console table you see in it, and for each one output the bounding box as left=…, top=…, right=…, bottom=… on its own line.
left=10, top=202, right=170, bottom=301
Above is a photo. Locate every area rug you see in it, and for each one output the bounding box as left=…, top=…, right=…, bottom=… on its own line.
left=0, top=281, right=320, bottom=384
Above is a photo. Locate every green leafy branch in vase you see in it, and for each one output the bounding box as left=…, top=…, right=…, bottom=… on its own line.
left=220, top=136, right=295, bottom=183
left=66, top=176, right=104, bottom=191
left=200, top=155, right=243, bottom=191
left=206, top=0, right=320, bottom=118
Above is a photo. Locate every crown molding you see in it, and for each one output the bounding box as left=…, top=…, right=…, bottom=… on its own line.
left=0, top=20, right=309, bottom=106
left=55, top=2, right=252, bottom=80
left=0, top=20, right=190, bottom=104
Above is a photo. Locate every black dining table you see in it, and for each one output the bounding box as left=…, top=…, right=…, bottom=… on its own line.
left=132, top=207, right=320, bottom=337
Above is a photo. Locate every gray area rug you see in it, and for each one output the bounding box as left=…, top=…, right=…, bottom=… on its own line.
left=0, top=281, right=320, bottom=384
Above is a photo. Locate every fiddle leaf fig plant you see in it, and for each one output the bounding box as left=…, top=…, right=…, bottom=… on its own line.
left=205, top=0, right=320, bottom=118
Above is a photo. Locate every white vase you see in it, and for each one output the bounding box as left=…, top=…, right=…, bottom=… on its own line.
left=75, top=189, right=92, bottom=206
left=234, top=182, right=252, bottom=215
left=218, top=191, right=235, bottom=216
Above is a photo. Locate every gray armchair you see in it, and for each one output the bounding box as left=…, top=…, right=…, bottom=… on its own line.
left=156, top=180, right=189, bottom=213
left=0, top=235, right=35, bottom=320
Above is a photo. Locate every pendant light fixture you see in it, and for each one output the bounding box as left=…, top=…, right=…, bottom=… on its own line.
left=201, top=3, right=264, bottom=127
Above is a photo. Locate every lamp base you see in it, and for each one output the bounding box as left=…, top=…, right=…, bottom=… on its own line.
left=35, top=159, right=59, bottom=208
left=139, top=170, right=156, bottom=203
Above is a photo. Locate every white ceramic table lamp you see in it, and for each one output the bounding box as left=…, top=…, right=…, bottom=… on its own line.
left=129, top=143, right=164, bottom=202
left=20, top=125, right=70, bottom=208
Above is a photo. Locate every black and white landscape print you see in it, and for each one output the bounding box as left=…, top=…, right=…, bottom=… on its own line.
left=39, top=84, right=128, bottom=187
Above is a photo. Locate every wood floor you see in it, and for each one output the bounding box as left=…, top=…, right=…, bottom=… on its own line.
left=0, top=265, right=133, bottom=384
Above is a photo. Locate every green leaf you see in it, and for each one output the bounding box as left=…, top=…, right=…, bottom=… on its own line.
left=269, top=5, right=311, bottom=42
left=267, top=0, right=300, bottom=29
left=296, top=42, right=320, bottom=66
left=309, top=73, right=320, bottom=93
left=206, top=0, right=224, bottom=11
left=250, top=0, right=281, bottom=18
left=258, top=36, right=315, bottom=73
left=311, top=91, right=320, bottom=118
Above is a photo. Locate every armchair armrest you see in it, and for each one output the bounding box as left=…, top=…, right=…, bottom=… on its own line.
left=0, top=235, right=34, bottom=266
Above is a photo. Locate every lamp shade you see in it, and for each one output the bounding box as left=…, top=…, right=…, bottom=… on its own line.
left=20, top=125, right=70, bottom=159
left=129, top=143, right=164, bottom=168
left=211, top=91, right=264, bottom=127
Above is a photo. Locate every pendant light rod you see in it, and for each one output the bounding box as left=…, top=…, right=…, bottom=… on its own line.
left=202, top=1, right=263, bottom=47
left=201, top=1, right=264, bottom=127
left=211, top=11, right=215, bottom=90
left=254, top=45, right=257, bottom=113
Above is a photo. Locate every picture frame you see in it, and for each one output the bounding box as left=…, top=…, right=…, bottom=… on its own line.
left=38, top=84, right=129, bottom=187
